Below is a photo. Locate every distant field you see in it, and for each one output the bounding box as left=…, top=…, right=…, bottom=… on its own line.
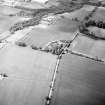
left=63, top=5, right=94, bottom=21
left=0, top=5, right=20, bottom=15
left=0, top=15, right=24, bottom=33
left=50, top=17, right=79, bottom=33
left=70, top=35, right=105, bottom=60
left=16, top=1, right=46, bottom=9
left=0, top=5, right=23, bottom=33
left=17, top=24, right=76, bottom=47
left=0, top=45, right=57, bottom=105
left=91, top=7, right=105, bottom=21
left=88, top=26, right=105, bottom=38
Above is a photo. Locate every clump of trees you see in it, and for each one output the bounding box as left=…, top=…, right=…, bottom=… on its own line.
left=31, top=45, right=42, bottom=51
left=42, top=40, right=71, bottom=55
left=84, top=20, right=105, bottom=29
left=31, top=45, right=39, bottom=50
left=71, top=17, right=79, bottom=22
left=15, top=42, right=43, bottom=50
left=43, top=45, right=64, bottom=55
left=15, top=42, right=27, bottom=47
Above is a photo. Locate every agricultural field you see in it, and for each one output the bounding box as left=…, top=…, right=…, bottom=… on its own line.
left=51, top=53, right=105, bottom=105
left=0, top=0, right=105, bottom=105
left=62, top=5, right=95, bottom=21
left=91, top=7, right=105, bottom=21
left=0, top=44, right=57, bottom=105
left=17, top=17, right=78, bottom=47
left=0, top=5, right=21, bottom=33
left=70, top=35, right=105, bottom=60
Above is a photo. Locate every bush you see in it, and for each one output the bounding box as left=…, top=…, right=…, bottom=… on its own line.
left=16, top=42, right=27, bottom=47
left=31, top=45, right=39, bottom=50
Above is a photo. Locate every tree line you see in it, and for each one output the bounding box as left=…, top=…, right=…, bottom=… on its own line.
left=84, top=20, right=105, bottom=29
